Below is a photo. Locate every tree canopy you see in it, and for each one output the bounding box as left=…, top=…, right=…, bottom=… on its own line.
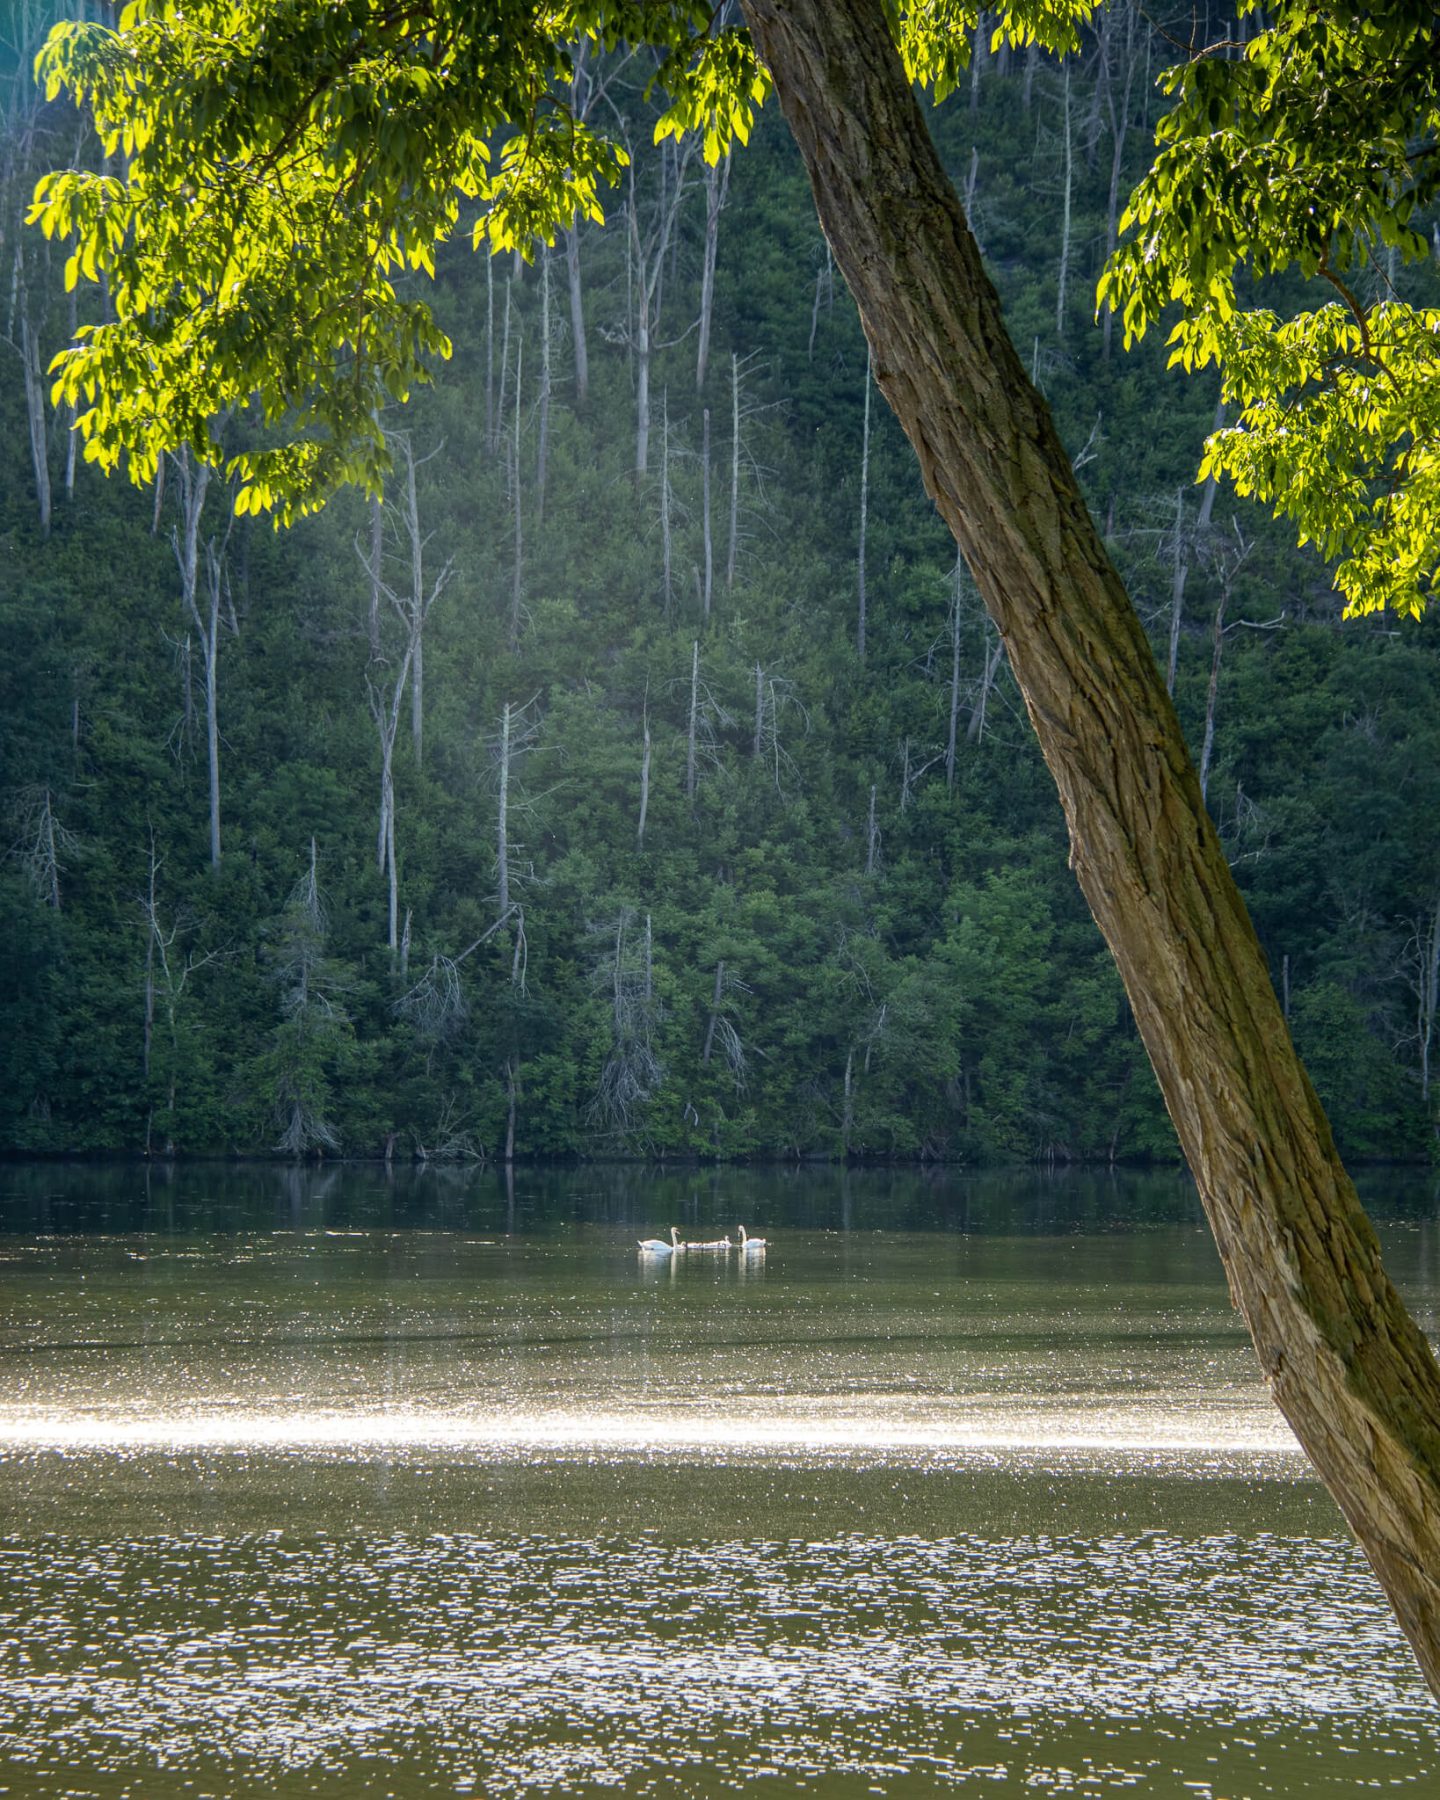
left=1101, top=0, right=1440, bottom=619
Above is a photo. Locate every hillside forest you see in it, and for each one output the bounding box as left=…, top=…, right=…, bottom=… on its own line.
left=3, top=3, right=1440, bottom=1166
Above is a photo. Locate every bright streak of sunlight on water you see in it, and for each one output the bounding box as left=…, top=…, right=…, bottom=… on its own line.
left=0, top=1403, right=1301, bottom=1453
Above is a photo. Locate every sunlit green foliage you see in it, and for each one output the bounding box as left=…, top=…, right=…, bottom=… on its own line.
left=1101, top=0, right=1440, bottom=618
left=29, top=0, right=764, bottom=519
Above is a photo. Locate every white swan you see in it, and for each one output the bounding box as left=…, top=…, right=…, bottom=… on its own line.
left=638, top=1225, right=682, bottom=1254
left=737, top=1225, right=767, bottom=1252
left=682, top=1234, right=734, bottom=1252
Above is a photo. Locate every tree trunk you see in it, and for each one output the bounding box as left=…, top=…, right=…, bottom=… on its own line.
left=20, top=304, right=52, bottom=538
left=727, top=352, right=741, bottom=589
left=857, top=347, right=871, bottom=662
left=497, top=701, right=511, bottom=921
left=696, top=152, right=731, bottom=391
left=566, top=222, right=588, bottom=407
left=701, top=407, right=713, bottom=620
left=740, top=0, right=1440, bottom=1695
left=1056, top=65, right=1073, bottom=339
left=637, top=714, right=651, bottom=848
left=946, top=568, right=962, bottom=791
left=510, top=340, right=523, bottom=649
left=536, top=248, right=551, bottom=527
left=685, top=640, right=700, bottom=802
left=660, top=390, right=674, bottom=609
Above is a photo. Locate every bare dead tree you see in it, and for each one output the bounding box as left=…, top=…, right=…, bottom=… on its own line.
left=1099, top=0, right=1140, bottom=361
left=168, top=448, right=231, bottom=870
left=857, top=347, right=872, bottom=661
left=945, top=564, right=964, bottom=790
left=139, top=831, right=223, bottom=1135
left=366, top=646, right=414, bottom=962
left=696, top=149, right=732, bottom=390
left=1166, top=400, right=1225, bottom=694
left=807, top=241, right=834, bottom=359
left=588, top=906, right=665, bottom=1136
left=967, top=615, right=1007, bottom=743
left=535, top=247, right=552, bottom=526
left=8, top=784, right=78, bottom=909
left=702, top=959, right=751, bottom=1089
left=510, top=337, right=524, bottom=648
left=701, top=406, right=713, bottom=618
left=751, top=663, right=808, bottom=794
left=659, top=390, right=678, bottom=610
left=864, top=783, right=881, bottom=876
left=269, top=839, right=345, bottom=1157
left=487, top=694, right=543, bottom=922
left=357, top=434, right=454, bottom=799
left=638, top=704, right=652, bottom=848
left=1398, top=898, right=1440, bottom=1103
left=626, top=132, right=697, bottom=476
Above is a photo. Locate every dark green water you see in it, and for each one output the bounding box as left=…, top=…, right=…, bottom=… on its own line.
left=2, top=1163, right=1438, bottom=1795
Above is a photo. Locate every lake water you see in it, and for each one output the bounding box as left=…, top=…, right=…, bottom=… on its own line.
left=2, top=1162, right=1438, bottom=1796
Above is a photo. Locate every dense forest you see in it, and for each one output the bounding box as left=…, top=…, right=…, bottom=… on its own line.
left=3, top=3, right=1439, bottom=1164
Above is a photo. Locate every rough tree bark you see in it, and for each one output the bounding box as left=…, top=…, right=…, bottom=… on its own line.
left=740, top=0, right=1440, bottom=1694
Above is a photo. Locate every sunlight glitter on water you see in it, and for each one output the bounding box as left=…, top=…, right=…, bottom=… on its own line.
left=0, top=1401, right=1302, bottom=1455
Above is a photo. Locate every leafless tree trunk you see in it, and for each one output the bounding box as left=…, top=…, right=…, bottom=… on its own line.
left=1056, top=65, right=1073, bottom=338
left=1404, top=898, right=1440, bottom=1103
left=367, top=493, right=384, bottom=660
left=727, top=352, right=742, bottom=589
left=1166, top=402, right=1224, bottom=694
left=967, top=619, right=1005, bottom=743
left=485, top=251, right=496, bottom=449
left=366, top=640, right=415, bottom=959
left=63, top=284, right=78, bottom=501
left=857, top=348, right=871, bottom=662
left=496, top=700, right=512, bottom=922
left=659, top=390, right=675, bottom=610
left=170, top=451, right=223, bottom=869
left=753, top=660, right=765, bottom=759
left=589, top=906, right=665, bottom=1136
left=497, top=274, right=513, bottom=448
left=701, top=406, right=713, bottom=620
left=10, top=785, right=75, bottom=909
left=627, top=137, right=695, bottom=476
left=1100, top=0, right=1138, bottom=362
left=864, top=783, right=880, bottom=876
left=740, top=0, right=1440, bottom=1695
left=696, top=151, right=731, bottom=390
left=18, top=281, right=51, bottom=538
left=198, top=541, right=224, bottom=870
left=685, top=639, right=700, bottom=802
left=945, top=568, right=963, bottom=790
left=535, top=248, right=552, bottom=526
left=808, top=242, right=834, bottom=359
left=637, top=710, right=652, bottom=848
left=510, top=339, right=524, bottom=649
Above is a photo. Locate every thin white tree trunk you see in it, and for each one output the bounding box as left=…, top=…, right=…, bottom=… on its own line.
left=1056, top=65, right=1073, bottom=338
left=536, top=248, right=551, bottom=526
left=696, top=152, right=731, bottom=390
left=686, top=640, right=699, bottom=802
left=566, top=222, right=588, bottom=406
left=497, top=700, right=511, bottom=921
left=637, top=714, right=651, bottom=848
left=701, top=407, right=713, bottom=620
left=727, top=351, right=741, bottom=588
left=946, top=569, right=962, bottom=790
left=857, top=351, right=871, bottom=662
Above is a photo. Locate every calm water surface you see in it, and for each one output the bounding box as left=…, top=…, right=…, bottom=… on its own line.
left=1, top=1163, right=1438, bottom=1796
